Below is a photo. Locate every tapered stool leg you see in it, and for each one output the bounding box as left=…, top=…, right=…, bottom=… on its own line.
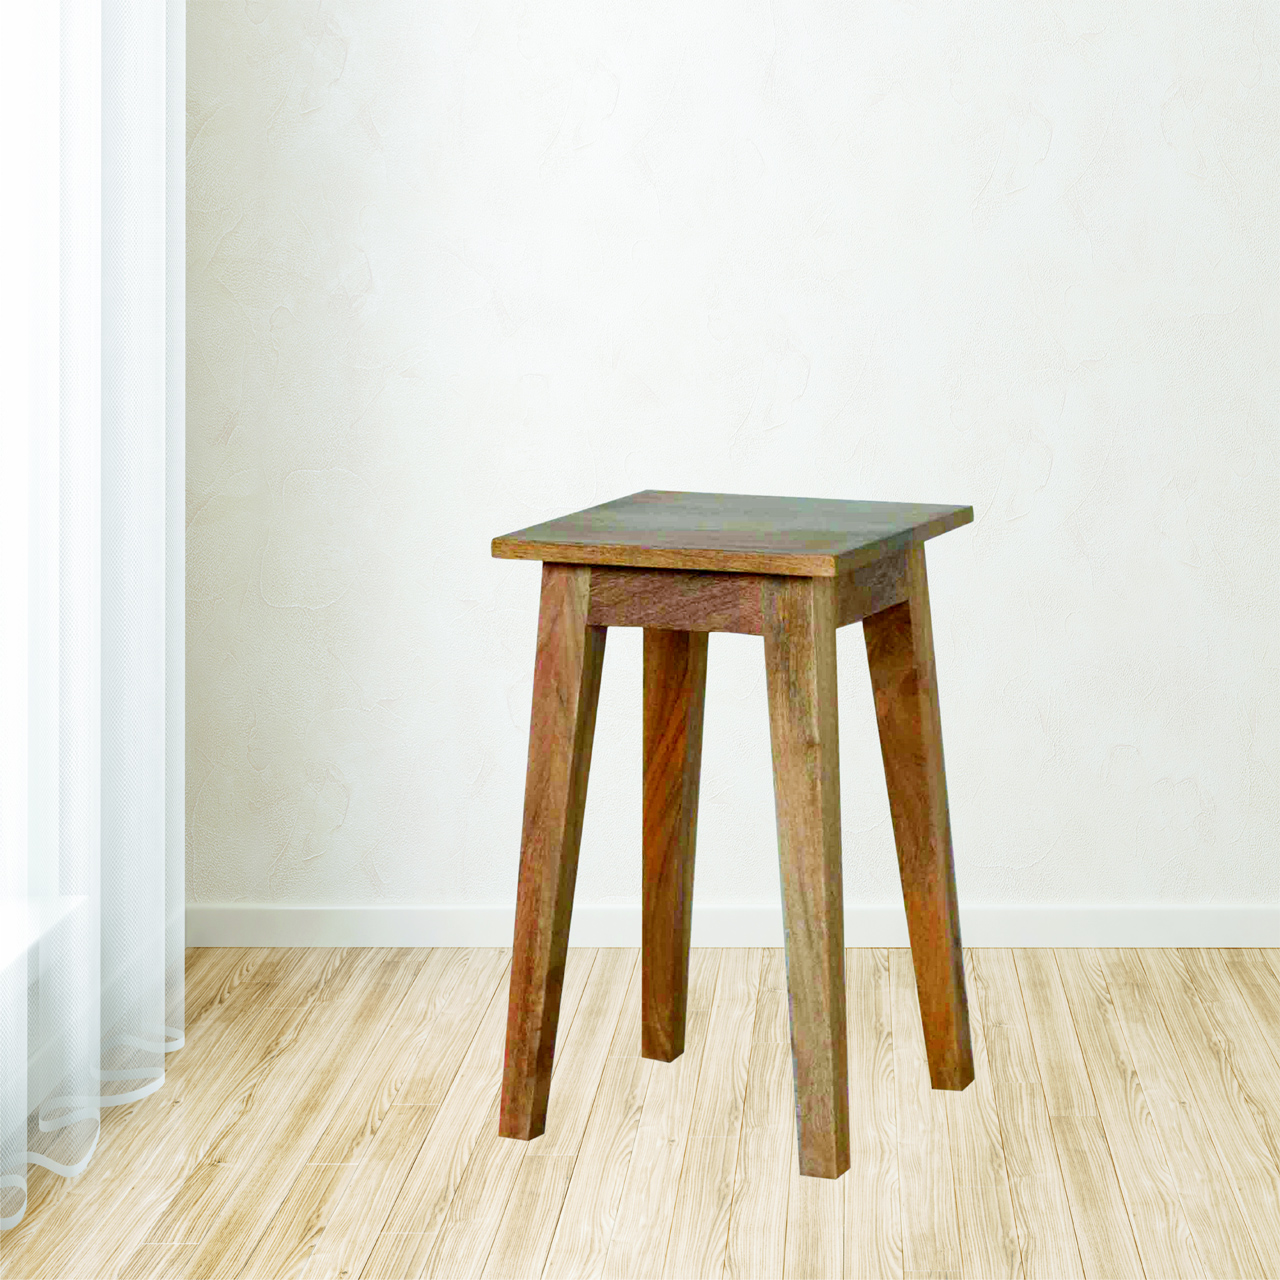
left=499, top=563, right=607, bottom=1140
left=863, top=545, right=974, bottom=1091
left=762, top=575, right=850, bottom=1180
left=642, top=628, right=708, bottom=1061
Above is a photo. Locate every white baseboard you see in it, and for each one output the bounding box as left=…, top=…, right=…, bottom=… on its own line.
left=185, top=902, right=1278, bottom=949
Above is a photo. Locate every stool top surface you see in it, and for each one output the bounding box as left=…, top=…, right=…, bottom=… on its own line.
left=492, top=490, right=972, bottom=577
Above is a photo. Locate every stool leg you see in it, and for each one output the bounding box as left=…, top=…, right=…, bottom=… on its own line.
left=499, top=563, right=607, bottom=1140
left=642, top=628, right=708, bottom=1061
left=863, top=545, right=974, bottom=1092
left=762, top=575, right=850, bottom=1180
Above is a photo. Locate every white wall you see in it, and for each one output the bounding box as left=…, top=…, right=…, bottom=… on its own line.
left=187, top=0, right=1280, bottom=944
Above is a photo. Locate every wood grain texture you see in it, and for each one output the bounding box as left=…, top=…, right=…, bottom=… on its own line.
left=362, top=949, right=596, bottom=1280
left=989, top=1085, right=1084, bottom=1280
left=1179, top=948, right=1280, bottom=1098
left=542, top=958, right=652, bottom=1280
left=1264, top=948, right=1280, bottom=995
left=0, top=949, right=320, bottom=1280
left=1130, top=949, right=1280, bottom=1276
left=244, top=948, right=510, bottom=1280
left=945, top=948, right=1022, bottom=1280
left=180, top=946, right=262, bottom=1027
left=1048, top=1114, right=1145, bottom=1280
left=25, top=951, right=367, bottom=1280
left=662, top=948, right=761, bottom=1280
left=481, top=950, right=638, bottom=1280
left=115, top=1241, right=194, bottom=1280
left=843, top=948, right=902, bottom=1280
left=968, top=950, right=1083, bottom=1280
left=785, top=1129, right=844, bottom=1279
left=1219, top=950, right=1280, bottom=1087
left=588, top=552, right=907, bottom=636
left=501, top=563, right=608, bottom=1141
left=424, top=954, right=626, bottom=1280
left=589, top=557, right=910, bottom=638
left=4, top=947, right=270, bottom=1264
left=589, top=567, right=766, bottom=633
left=1053, top=949, right=1202, bottom=1279
left=210, top=950, right=469, bottom=1279
left=642, top=628, right=708, bottom=1063
left=835, top=549, right=908, bottom=628
left=180, top=951, right=431, bottom=1280
left=601, top=949, right=721, bottom=1280
left=493, top=490, right=973, bottom=577
left=1012, top=951, right=1144, bottom=1280
left=1095, top=948, right=1264, bottom=1280
left=762, top=574, right=850, bottom=1180
left=725, top=948, right=791, bottom=1280
left=890, top=949, right=961, bottom=1279
left=1012, top=949, right=1096, bottom=1118
left=297, top=1106, right=442, bottom=1280
left=11, top=947, right=1280, bottom=1280
left=863, top=545, right=973, bottom=1094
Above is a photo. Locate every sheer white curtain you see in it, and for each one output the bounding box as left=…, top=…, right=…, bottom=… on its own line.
left=0, top=0, right=184, bottom=1231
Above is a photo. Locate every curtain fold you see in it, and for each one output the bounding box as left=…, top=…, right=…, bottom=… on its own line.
left=0, top=0, right=183, bottom=1232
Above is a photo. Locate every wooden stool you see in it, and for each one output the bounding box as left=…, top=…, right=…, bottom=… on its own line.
left=491, top=490, right=975, bottom=1179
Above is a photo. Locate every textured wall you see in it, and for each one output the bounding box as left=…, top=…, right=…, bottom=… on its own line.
left=188, top=0, right=1280, bottom=912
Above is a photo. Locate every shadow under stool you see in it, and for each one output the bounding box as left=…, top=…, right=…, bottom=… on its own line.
left=491, top=489, right=975, bottom=1179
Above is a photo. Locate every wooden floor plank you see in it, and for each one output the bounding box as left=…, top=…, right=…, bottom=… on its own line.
left=132, top=949, right=359, bottom=1280
left=945, top=949, right=1021, bottom=1280
left=842, top=948, right=901, bottom=1280
left=724, top=948, right=790, bottom=1280
left=661, top=948, right=761, bottom=1280
left=241, top=949, right=511, bottom=1280
left=4, top=946, right=296, bottom=1268
left=785, top=1140, right=842, bottom=1280
left=1047, top=1114, right=1145, bottom=1280
left=358, top=948, right=596, bottom=1280
left=421, top=947, right=619, bottom=1280
left=1098, top=948, right=1266, bottom=1280
left=296, top=950, right=512, bottom=1280
left=601, top=949, right=721, bottom=1280
left=313, top=950, right=510, bottom=1163
left=178, top=949, right=432, bottom=1280
left=0, top=949, right=327, bottom=1280
left=235, top=953, right=457, bottom=1280
left=890, top=949, right=960, bottom=1279
left=967, top=950, right=1082, bottom=1280
left=180, top=947, right=256, bottom=1028
left=1053, top=949, right=1202, bottom=1279
left=1218, top=950, right=1280, bottom=1084
left=10, top=947, right=1280, bottom=1280
left=1129, top=949, right=1280, bottom=1277
left=259, top=947, right=369, bottom=1008
left=972, top=950, right=1042, bottom=1086
left=185, top=945, right=312, bottom=1019
left=1182, top=948, right=1280, bottom=1091
left=297, top=1107, right=446, bottom=1280
left=115, top=1241, right=195, bottom=1280
left=542, top=958, right=652, bottom=1280
left=1011, top=951, right=1095, bottom=1118
left=112, top=1002, right=302, bottom=1259
left=1012, top=951, right=1144, bottom=1280
left=481, top=949, right=638, bottom=1280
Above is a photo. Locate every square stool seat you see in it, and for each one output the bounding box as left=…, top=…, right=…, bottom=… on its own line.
left=491, top=488, right=971, bottom=575
left=492, top=489, right=975, bottom=1179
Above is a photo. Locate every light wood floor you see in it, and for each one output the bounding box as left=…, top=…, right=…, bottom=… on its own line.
left=3, top=947, right=1279, bottom=1280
